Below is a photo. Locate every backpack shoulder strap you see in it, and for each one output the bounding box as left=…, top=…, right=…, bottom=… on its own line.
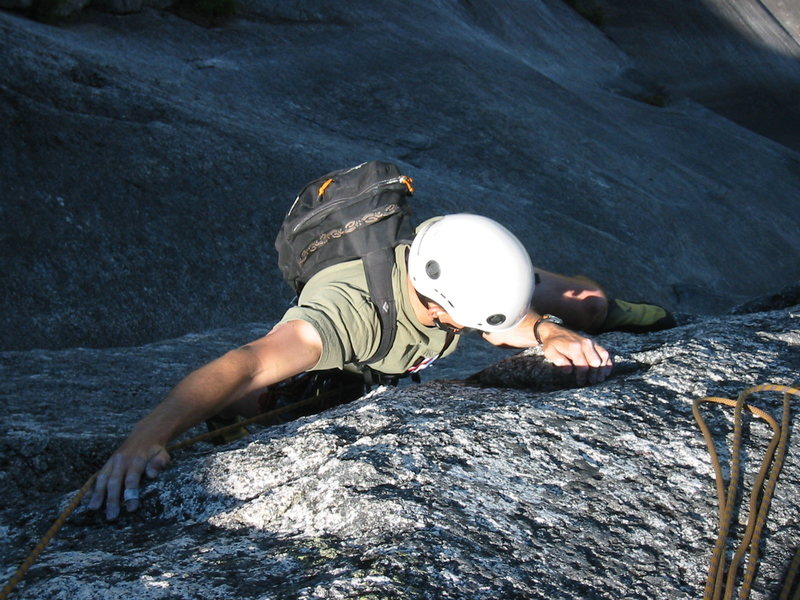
left=437, top=330, right=457, bottom=359
left=359, top=247, right=399, bottom=366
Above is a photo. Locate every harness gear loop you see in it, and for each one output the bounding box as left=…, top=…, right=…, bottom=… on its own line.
left=693, top=384, right=799, bottom=600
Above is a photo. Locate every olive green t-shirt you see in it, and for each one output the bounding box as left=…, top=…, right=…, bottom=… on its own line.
left=278, top=244, right=459, bottom=375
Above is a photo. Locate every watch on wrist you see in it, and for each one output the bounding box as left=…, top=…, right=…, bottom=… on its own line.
left=533, top=314, right=563, bottom=345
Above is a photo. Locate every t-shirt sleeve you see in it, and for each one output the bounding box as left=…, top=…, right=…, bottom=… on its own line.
left=277, top=281, right=380, bottom=371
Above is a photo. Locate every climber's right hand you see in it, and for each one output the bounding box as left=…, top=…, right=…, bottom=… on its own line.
left=88, top=440, right=171, bottom=520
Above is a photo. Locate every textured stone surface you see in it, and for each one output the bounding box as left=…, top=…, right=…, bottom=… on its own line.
left=596, top=0, right=800, bottom=151
left=89, top=0, right=162, bottom=15
left=4, top=3, right=799, bottom=597
left=2, top=1, right=800, bottom=351
left=2, top=297, right=798, bottom=599
left=0, top=0, right=30, bottom=9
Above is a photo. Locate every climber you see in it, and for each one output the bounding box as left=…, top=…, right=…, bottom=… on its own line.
left=88, top=213, right=674, bottom=521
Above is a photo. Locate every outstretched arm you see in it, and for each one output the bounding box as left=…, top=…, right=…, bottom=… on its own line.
left=89, top=319, right=322, bottom=520
left=482, top=312, right=613, bottom=386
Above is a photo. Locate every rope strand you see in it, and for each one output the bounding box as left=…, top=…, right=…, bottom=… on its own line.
left=778, top=547, right=800, bottom=600
left=693, top=384, right=799, bottom=600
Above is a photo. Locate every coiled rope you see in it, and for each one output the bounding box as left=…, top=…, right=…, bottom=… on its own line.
left=0, top=390, right=334, bottom=600
left=693, top=383, right=799, bottom=600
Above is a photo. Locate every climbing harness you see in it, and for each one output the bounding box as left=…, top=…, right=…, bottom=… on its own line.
left=693, top=383, right=799, bottom=600
left=0, top=387, right=346, bottom=600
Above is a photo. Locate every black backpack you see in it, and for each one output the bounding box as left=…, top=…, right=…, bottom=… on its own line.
left=275, top=160, right=416, bottom=366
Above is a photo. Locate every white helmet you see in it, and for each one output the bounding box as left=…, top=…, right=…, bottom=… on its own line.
left=408, top=214, right=534, bottom=332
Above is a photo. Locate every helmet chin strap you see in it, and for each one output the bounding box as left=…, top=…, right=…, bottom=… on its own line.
left=433, top=317, right=464, bottom=334
left=418, top=291, right=468, bottom=334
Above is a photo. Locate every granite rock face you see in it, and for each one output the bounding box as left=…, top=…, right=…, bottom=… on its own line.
left=4, top=2, right=800, bottom=597
left=2, top=0, right=800, bottom=351
left=597, top=0, right=800, bottom=152
left=1, top=295, right=798, bottom=599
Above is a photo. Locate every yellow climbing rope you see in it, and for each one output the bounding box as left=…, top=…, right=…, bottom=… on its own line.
left=0, top=391, right=332, bottom=600
left=693, top=383, right=799, bottom=600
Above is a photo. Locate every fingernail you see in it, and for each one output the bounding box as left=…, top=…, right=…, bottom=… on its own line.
left=126, top=500, right=139, bottom=513
left=106, top=506, right=119, bottom=521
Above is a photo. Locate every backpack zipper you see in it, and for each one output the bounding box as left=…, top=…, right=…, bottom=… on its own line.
left=291, top=175, right=412, bottom=235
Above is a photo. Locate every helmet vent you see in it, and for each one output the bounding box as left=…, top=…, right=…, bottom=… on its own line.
left=425, top=260, right=441, bottom=280
left=487, top=314, right=506, bottom=326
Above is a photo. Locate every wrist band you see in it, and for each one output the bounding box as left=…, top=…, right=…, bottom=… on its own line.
left=533, top=314, right=563, bottom=345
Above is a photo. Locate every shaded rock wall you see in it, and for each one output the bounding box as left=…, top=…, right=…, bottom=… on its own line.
left=2, top=0, right=800, bottom=351
left=597, top=0, right=800, bottom=151
left=2, top=296, right=798, bottom=599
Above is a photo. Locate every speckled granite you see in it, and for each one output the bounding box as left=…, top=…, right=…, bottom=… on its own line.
left=1, top=301, right=798, bottom=599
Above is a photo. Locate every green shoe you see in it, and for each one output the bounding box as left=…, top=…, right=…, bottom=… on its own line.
left=205, top=414, right=250, bottom=445
left=601, top=298, right=676, bottom=333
